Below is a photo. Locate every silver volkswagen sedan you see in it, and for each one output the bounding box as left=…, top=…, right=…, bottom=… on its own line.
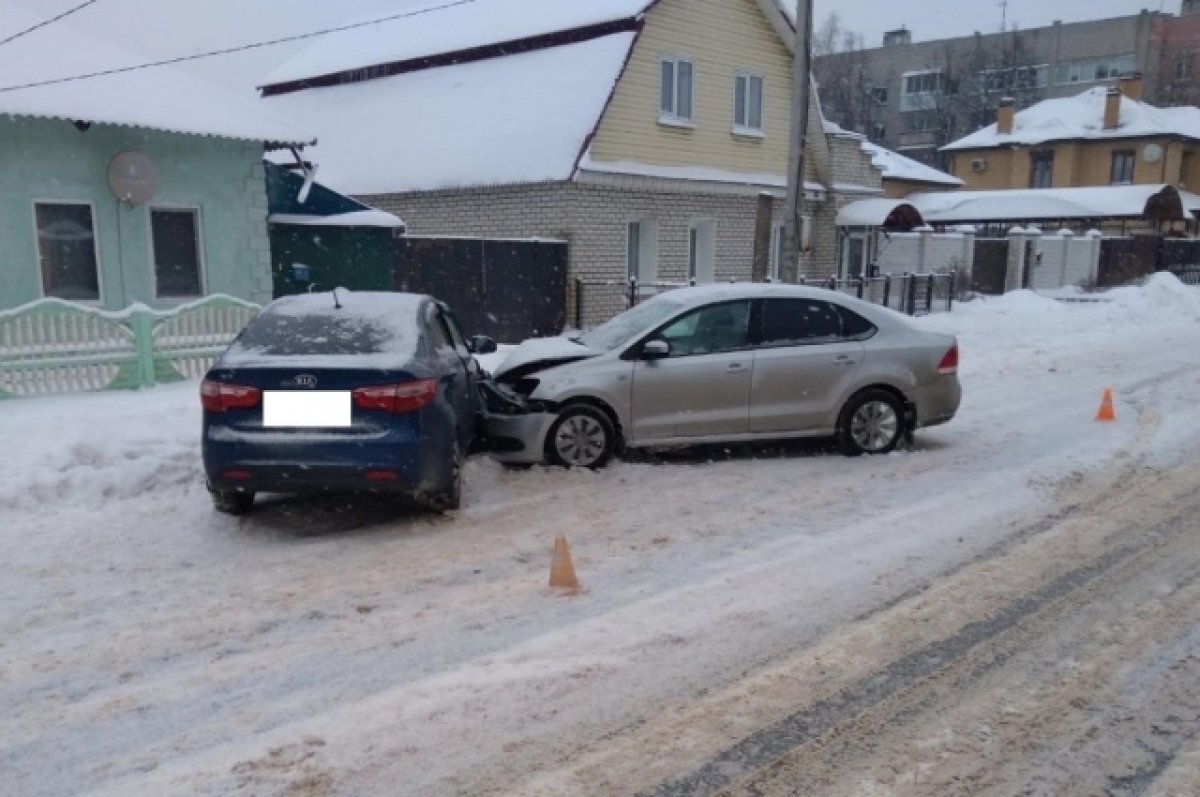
left=483, top=284, right=960, bottom=468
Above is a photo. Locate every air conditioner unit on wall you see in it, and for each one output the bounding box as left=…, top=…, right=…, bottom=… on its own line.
left=971, top=158, right=988, bottom=173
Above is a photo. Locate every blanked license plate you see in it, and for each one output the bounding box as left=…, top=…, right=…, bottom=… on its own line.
left=263, top=391, right=352, bottom=428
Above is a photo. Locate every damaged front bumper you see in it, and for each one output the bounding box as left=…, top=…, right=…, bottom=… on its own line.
left=475, top=380, right=554, bottom=465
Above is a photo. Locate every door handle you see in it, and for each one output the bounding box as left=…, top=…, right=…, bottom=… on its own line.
left=726, top=363, right=747, bottom=373
left=833, top=355, right=858, bottom=366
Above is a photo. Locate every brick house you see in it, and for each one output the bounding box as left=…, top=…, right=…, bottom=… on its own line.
left=261, top=0, right=897, bottom=324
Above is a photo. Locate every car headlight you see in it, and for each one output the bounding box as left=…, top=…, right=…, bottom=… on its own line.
left=513, top=377, right=540, bottom=397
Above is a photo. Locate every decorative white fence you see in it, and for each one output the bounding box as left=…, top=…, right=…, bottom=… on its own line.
left=0, top=295, right=261, bottom=399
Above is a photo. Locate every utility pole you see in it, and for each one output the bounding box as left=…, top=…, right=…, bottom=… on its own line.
left=782, top=0, right=814, bottom=283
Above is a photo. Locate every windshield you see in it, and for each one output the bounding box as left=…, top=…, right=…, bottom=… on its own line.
left=578, top=296, right=686, bottom=352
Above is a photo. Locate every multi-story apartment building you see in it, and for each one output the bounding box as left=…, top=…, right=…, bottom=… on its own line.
left=815, top=7, right=1175, bottom=169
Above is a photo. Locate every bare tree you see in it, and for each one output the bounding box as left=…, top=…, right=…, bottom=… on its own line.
left=814, top=16, right=1048, bottom=167
left=812, top=12, right=875, bottom=138
left=901, top=27, right=1047, bottom=168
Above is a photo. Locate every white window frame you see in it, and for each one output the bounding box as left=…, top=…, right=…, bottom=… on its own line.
left=626, top=218, right=659, bottom=283
left=732, top=70, right=765, bottom=137
left=688, top=219, right=716, bottom=283
left=31, top=199, right=104, bottom=305
left=769, top=223, right=785, bottom=281
left=147, top=204, right=208, bottom=301
left=840, top=230, right=870, bottom=280
left=900, top=70, right=943, bottom=112
left=1110, top=150, right=1136, bottom=186
left=659, top=55, right=695, bottom=127
left=768, top=217, right=811, bottom=281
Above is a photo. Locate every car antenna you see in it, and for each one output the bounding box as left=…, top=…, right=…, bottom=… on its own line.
left=332, top=287, right=343, bottom=309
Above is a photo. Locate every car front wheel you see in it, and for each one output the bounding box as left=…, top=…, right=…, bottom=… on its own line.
left=546, top=405, right=616, bottom=469
left=838, top=389, right=906, bottom=456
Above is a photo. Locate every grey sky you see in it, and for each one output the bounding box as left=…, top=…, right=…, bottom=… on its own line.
left=812, top=0, right=1171, bottom=48
left=5, top=0, right=1181, bottom=91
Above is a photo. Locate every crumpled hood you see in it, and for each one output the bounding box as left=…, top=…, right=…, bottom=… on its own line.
left=490, top=336, right=602, bottom=380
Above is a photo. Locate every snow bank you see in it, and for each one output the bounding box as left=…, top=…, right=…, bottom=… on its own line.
left=0, top=384, right=201, bottom=513
left=916, top=274, right=1200, bottom=378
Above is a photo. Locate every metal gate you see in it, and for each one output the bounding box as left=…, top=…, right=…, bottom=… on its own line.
left=972, top=238, right=1008, bottom=295
left=395, top=237, right=567, bottom=342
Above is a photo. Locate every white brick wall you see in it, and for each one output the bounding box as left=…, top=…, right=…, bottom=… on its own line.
left=359, top=180, right=846, bottom=326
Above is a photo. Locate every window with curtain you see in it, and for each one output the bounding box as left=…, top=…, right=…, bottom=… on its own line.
left=35, top=202, right=100, bottom=301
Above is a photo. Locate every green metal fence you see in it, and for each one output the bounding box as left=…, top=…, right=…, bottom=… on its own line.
left=0, top=295, right=261, bottom=399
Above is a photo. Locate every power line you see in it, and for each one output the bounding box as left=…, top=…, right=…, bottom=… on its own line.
left=0, top=0, right=101, bottom=49
left=0, top=0, right=476, bottom=94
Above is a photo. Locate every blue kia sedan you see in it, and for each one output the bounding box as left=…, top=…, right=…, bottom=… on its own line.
left=201, top=290, right=495, bottom=515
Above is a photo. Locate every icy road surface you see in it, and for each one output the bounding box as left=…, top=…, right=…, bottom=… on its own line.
left=2, top=277, right=1199, bottom=796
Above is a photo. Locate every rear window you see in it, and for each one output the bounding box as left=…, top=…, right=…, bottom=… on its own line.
left=233, top=313, right=395, bottom=357
left=759, top=299, right=845, bottom=345
left=221, top=291, right=425, bottom=368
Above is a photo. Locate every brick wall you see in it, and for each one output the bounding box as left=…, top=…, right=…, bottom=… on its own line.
left=358, top=182, right=573, bottom=240
left=827, top=135, right=886, bottom=190
left=361, top=180, right=836, bottom=326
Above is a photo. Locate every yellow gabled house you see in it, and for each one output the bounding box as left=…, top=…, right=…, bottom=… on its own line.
left=262, top=0, right=901, bottom=324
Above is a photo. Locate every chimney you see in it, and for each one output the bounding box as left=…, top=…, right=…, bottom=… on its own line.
left=1118, top=72, right=1144, bottom=102
left=997, top=97, right=1016, bottom=135
left=883, top=27, right=911, bottom=47
left=1104, top=87, right=1122, bottom=130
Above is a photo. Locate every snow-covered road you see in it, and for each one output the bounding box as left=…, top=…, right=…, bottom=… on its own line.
left=2, top=277, right=1198, bottom=796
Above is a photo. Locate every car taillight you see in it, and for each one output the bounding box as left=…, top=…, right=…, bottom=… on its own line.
left=352, top=379, right=438, bottom=414
left=937, top=345, right=959, bottom=376
left=200, top=379, right=262, bottom=412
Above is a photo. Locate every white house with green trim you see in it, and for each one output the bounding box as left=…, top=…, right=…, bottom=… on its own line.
left=0, top=2, right=311, bottom=397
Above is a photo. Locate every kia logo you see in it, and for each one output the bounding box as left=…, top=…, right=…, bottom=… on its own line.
left=293, top=375, right=319, bottom=389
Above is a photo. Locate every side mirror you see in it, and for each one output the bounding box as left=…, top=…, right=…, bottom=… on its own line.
left=641, top=339, right=670, bottom=360
left=468, top=335, right=498, bottom=355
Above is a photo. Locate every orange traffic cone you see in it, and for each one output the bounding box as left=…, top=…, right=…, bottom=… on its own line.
left=549, top=534, right=580, bottom=592
left=1096, top=388, right=1116, bottom=423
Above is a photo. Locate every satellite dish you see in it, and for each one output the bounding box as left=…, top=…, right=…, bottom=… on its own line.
left=1143, top=143, right=1164, bottom=164
left=107, top=151, right=159, bottom=205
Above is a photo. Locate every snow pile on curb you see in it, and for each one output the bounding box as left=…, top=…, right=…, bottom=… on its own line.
left=0, top=384, right=201, bottom=512
left=917, top=274, right=1199, bottom=376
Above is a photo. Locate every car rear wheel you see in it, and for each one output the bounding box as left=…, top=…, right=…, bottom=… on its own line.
left=429, top=441, right=464, bottom=512
left=546, top=405, right=615, bottom=469
left=838, top=389, right=906, bottom=456
left=210, top=487, right=255, bottom=516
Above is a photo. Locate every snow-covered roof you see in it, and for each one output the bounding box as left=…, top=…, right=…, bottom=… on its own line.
left=909, top=184, right=1191, bottom=223
left=268, top=210, right=404, bottom=228
left=264, top=33, right=635, bottom=195
left=576, top=153, right=828, bottom=196
left=860, top=141, right=962, bottom=187
left=262, top=0, right=652, bottom=88
left=943, top=86, right=1200, bottom=152
left=0, top=2, right=311, bottom=144
left=825, top=121, right=962, bottom=187
left=836, top=198, right=925, bottom=227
